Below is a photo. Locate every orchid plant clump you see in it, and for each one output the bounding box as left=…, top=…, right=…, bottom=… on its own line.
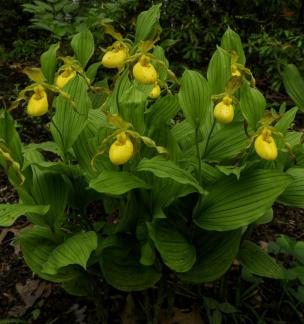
left=1, top=4, right=304, bottom=322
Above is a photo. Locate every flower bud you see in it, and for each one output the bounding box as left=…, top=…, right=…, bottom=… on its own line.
left=213, top=96, right=234, bottom=124
left=109, top=132, right=134, bottom=165
left=27, top=86, right=48, bottom=117
left=56, top=67, right=76, bottom=89
left=133, top=55, right=158, bottom=84
left=254, top=128, right=278, bottom=160
left=101, top=44, right=129, bottom=69
left=149, top=83, right=161, bottom=99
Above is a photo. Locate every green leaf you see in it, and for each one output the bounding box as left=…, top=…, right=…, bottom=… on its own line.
left=30, top=171, right=69, bottom=228
left=19, top=226, right=77, bottom=282
left=205, top=123, right=248, bottom=161
left=153, top=45, right=169, bottom=81
left=42, top=231, right=97, bottom=275
left=147, top=220, right=196, bottom=272
left=145, top=95, right=180, bottom=131
left=221, top=27, right=246, bottom=65
left=86, top=62, right=101, bottom=83
left=240, top=83, right=266, bottom=130
left=135, top=4, right=161, bottom=44
left=137, top=156, right=205, bottom=194
left=207, top=46, right=231, bottom=95
left=278, top=168, right=304, bottom=208
left=282, top=64, right=304, bottom=112
left=294, top=242, right=304, bottom=264
left=40, top=43, right=59, bottom=83
left=0, top=110, right=23, bottom=164
left=178, top=70, right=212, bottom=128
left=179, top=229, right=241, bottom=283
left=119, top=86, right=146, bottom=133
left=71, top=27, right=94, bottom=68
left=275, top=107, right=298, bottom=134
left=237, top=240, right=284, bottom=279
left=51, top=76, right=91, bottom=151
left=90, top=171, right=150, bottom=195
left=0, top=204, right=49, bottom=227
left=100, top=237, right=161, bottom=291
left=194, top=170, right=292, bottom=231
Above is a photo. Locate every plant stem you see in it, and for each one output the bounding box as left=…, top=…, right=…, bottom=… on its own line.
left=195, top=126, right=202, bottom=184
left=204, top=119, right=216, bottom=157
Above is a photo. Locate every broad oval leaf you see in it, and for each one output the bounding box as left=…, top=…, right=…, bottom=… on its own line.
left=40, top=43, right=59, bottom=83
left=178, top=70, right=212, bottom=128
left=239, top=83, right=266, bottom=130
left=147, top=220, right=196, bottom=272
left=205, top=123, right=249, bottom=161
left=90, top=171, right=150, bottom=195
left=278, top=168, right=304, bottom=208
left=145, top=95, right=180, bottom=131
left=119, top=86, right=146, bottom=133
left=207, top=46, right=231, bottom=95
left=19, top=226, right=77, bottom=283
left=221, top=27, right=246, bottom=65
left=275, top=107, right=298, bottom=134
left=194, top=169, right=293, bottom=231
left=100, top=237, right=161, bottom=291
left=0, top=204, right=49, bottom=227
left=51, top=76, right=91, bottom=151
left=71, top=27, right=94, bottom=68
left=135, top=4, right=161, bottom=44
left=282, top=64, right=304, bottom=112
left=179, top=229, right=241, bottom=283
left=42, top=231, right=97, bottom=275
left=137, top=156, right=205, bottom=194
left=237, top=240, right=285, bottom=279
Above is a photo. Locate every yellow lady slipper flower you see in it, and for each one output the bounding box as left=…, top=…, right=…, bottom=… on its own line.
left=231, top=64, right=241, bottom=77
left=254, top=128, right=278, bottom=161
left=133, top=55, right=158, bottom=84
left=56, top=67, right=76, bottom=89
left=149, top=83, right=161, bottom=99
left=213, top=96, right=234, bottom=124
left=101, top=45, right=129, bottom=69
left=109, top=132, right=134, bottom=165
left=27, top=86, right=48, bottom=117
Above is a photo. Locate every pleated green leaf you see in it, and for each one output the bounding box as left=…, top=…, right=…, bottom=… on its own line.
left=100, top=237, right=161, bottom=291
left=71, top=27, right=94, bottom=68
left=239, top=83, right=266, bottom=130
left=153, top=45, right=169, bottom=81
left=145, top=95, right=180, bottom=130
left=135, top=4, right=161, bottom=44
left=30, top=171, right=69, bottom=228
left=237, top=240, right=285, bottom=279
left=137, top=156, right=205, bottom=194
left=178, top=69, right=212, bottom=128
left=51, top=76, right=91, bottom=151
left=179, top=229, right=241, bottom=283
left=19, top=226, right=77, bottom=283
left=42, top=231, right=97, bottom=275
left=278, top=168, right=304, bottom=208
left=207, top=46, right=231, bottom=95
left=0, top=110, right=23, bottom=164
left=195, top=170, right=293, bottom=231
left=40, top=43, right=59, bottom=83
left=0, top=204, right=49, bottom=227
left=147, top=220, right=196, bottom=272
left=221, top=27, right=246, bottom=65
left=282, top=64, right=304, bottom=112
left=90, top=171, right=150, bottom=195
left=275, top=107, right=298, bottom=134
left=205, top=123, right=249, bottom=161
left=119, top=86, right=146, bottom=133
